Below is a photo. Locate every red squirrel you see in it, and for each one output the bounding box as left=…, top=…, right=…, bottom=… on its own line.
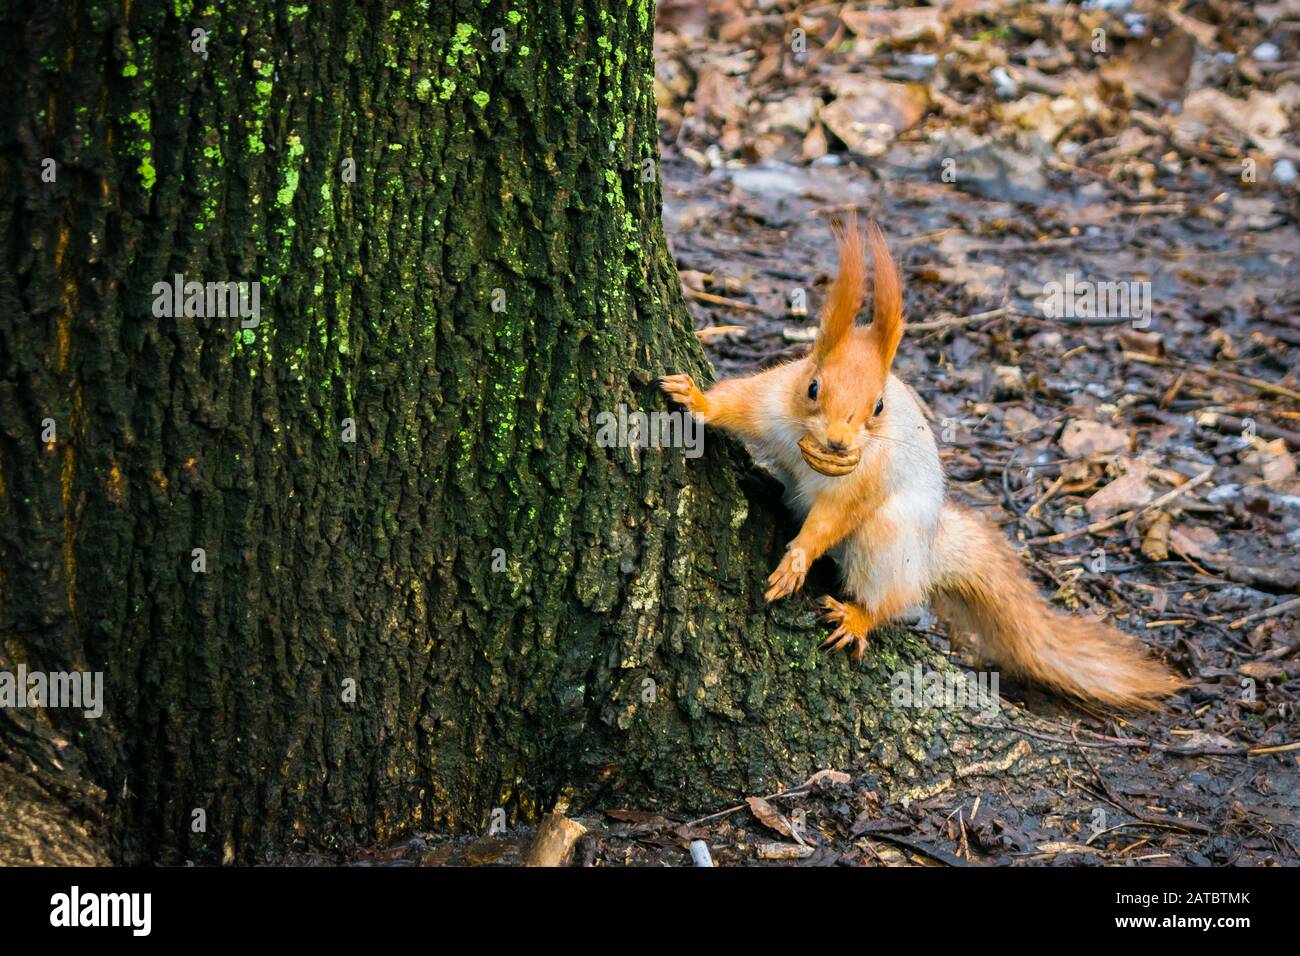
left=661, top=217, right=1180, bottom=710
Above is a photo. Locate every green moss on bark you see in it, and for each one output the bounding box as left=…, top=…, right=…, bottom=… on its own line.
left=0, top=0, right=945, bottom=864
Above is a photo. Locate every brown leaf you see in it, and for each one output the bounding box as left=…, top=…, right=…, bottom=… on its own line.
left=1165, top=10, right=1218, bottom=48
left=1107, top=29, right=1196, bottom=106
left=820, top=77, right=928, bottom=158
left=801, top=121, right=828, bottom=162
left=839, top=6, right=946, bottom=44
left=1251, top=438, right=1297, bottom=486
left=1169, top=524, right=1221, bottom=561
left=1085, top=460, right=1155, bottom=519
left=1118, top=329, right=1163, bottom=356
left=1178, top=88, right=1290, bottom=157
left=746, top=796, right=797, bottom=840
left=1059, top=419, right=1131, bottom=458
left=1003, top=405, right=1043, bottom=434
left=604, top=808, right=674, bottom=827
left=689, top=66, right=744, bottom=126
left=1239, top=661, right=1286, bottom=682
left=916, top=261, right=1006, bottom=301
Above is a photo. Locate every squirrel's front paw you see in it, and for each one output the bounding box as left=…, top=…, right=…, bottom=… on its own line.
left=820, top=596, right=871, bottom=661
left=659, top=373, right=708, bottom=418
left=764, top=547, right=808, bottom=602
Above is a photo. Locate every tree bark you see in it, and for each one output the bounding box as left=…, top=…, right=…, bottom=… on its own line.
left=1, top=1, right=974, bottom=864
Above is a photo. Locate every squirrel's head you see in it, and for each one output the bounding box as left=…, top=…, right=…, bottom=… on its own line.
left=795, top=217, right=904, bottom=477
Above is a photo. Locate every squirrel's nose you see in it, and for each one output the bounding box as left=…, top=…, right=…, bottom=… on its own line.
left=824, top=421, right=855, bottom=454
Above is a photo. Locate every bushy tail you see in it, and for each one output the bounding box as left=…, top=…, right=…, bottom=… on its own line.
left=931, top=504, right=1181, bottom=710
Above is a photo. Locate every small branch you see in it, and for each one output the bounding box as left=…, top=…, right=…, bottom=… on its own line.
left=908, top=306, right=1010, bottom=333
left=1071, top=730, right=1213, bottom=835
left=694, top=325, right=746, bottom=342
left=1247, top=741, right=1300, bottom=757
left=1026, top=467, right=1213, bottom=545
left=1124, top=351, right=1300, bottom=404
left=854, top=829, right=975, bottom=867
left=1228, top=596, right=1300, bottom=631
left=683, top=287, right=764, bottom=313
left=685, top=770, right=848, bottom=827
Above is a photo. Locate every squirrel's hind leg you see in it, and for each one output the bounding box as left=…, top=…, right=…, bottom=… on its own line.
left=820, top=577, right=925, bottom=661
left=819, top=597, right=874, bottom=660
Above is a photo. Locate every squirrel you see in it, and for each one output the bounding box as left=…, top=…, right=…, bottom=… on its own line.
left=661, top=216, right=1181, bottom=710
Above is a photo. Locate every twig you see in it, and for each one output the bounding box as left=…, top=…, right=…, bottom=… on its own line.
left=1197, top=411, right=1300, bottom=449
left=685, top=778, right=813, bottom=827
left=909, top=306, right=1011, bottom=333
left=1071, top=730, right=1213, bottom=835
left=854, top=829, right=975, bottom=867
left=694, top=325, right=746, bottom=342
left=1247, top=741, right=1300, bottom=756
left=683, top=287, right=764, bottom=313
left=1124, top=351, right=1300, bottom=404
left=1025, top=474, right=1065, bottom=519
left=963, top=235, right=1089, bottom=254
left=1228, top=596, right=1300, bottom=631
left=1026, top=467, right=1213, bottom=545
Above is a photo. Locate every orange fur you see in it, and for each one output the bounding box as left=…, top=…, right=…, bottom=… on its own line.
left=932, top=504, right=1182, bottom=710
left=814, top=215, right=868, bottom=359
left=662, top=219, right=1180, bottom=711
left=865, top=220, right=903, bottom=370
left=660, top=373, right=769, bottom=436
left=765, top=484, right=876, bottom=601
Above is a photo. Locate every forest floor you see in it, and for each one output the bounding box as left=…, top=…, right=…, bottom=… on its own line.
left=317, top=0, right=1300, bottom=867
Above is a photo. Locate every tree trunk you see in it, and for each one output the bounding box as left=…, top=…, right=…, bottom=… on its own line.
left=1, top=1, right=963, bottom=865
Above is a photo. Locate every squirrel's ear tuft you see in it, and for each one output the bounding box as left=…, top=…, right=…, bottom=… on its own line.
left=814, top=212, right=868, bottom=359
left=865, top=220, right=903, bottom=371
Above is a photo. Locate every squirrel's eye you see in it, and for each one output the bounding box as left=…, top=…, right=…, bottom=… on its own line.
left=808, top=379, right=819, bottom=401
left=873, top=397, right=884, bottom=416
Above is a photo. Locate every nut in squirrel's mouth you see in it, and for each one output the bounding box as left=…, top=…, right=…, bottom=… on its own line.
left=798, top=435, right=860, bottom=477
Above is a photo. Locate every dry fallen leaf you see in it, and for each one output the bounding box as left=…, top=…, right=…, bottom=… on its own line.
left=1003, top=405, right=1043, bottom=434
left=820, top=77, right=928, bottom=158
left=915, top=261, right=1006, bottom=301
left=1086, top=460, right=1155, bottom=519
left=746, top=796, right=799, bottom=841
left=1169, top=524, right=1221, bottom=561
left=1060, top=419, right=1131, bottom=458
left=1118, top=329, right=1163, bottom=356
left=997, top=86, right=1106, bottom=144
left=1248, top=438, right=1297, bottom=486
left=994, top=365, right=1025, bottom=396
left=840, top=6, right=946, bottom=44
left=689, top=65, right=745, bottom=126
left=1106, top=29, right=1196, bottom=106
left=801, top=121, right=828, bottom=162
left=1179, top=88, right=1291, bottom=157
left=1239, top=661, right=1286, bottom=682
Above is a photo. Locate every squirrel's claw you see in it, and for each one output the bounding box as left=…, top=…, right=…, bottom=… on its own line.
left=659, top=373, right=707, bottom=417
left=819, top=597, right=870, bottom=660
left=765, top=550, right=807, bottom=602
